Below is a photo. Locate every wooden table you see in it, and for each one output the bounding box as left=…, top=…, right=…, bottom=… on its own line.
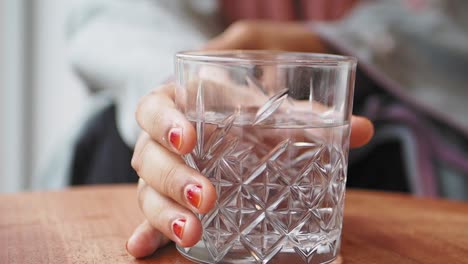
left=1, top=185, right=467, bottom=264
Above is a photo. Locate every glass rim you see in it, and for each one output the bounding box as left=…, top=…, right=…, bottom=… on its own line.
left=176, top=50, right=357, bottom=66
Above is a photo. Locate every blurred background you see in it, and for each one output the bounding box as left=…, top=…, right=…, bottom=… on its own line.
left=1, top=0, right=466, bottom=197
left=1, top=0, right=88, bottom=193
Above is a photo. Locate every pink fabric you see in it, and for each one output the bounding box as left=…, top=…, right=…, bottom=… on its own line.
left=220, top=0, right=359, bottom=24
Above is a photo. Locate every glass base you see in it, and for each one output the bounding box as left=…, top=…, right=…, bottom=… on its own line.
left=176, top=239, right=340, bottom=264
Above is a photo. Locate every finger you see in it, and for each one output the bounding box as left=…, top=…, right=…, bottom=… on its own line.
left=138, top=179, right=203, bottom=248
left=350, top=116, right=374, bottom=148
left=202, top=32, right=249, bottom=50
left=135, top=84, right=196, bottom=155
left=202, top=21, right=257, bottom=50
left=131, top=132, right=216, bottom=214
left=126, top=220, right=170, bottom=258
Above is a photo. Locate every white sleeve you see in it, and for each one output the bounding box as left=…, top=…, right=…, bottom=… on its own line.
left=67, top=0, right=218, bottom=147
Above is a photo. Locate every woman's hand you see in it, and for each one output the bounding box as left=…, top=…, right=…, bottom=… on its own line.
left=126, top=84, right=373, bottom=258
left=126, top=84, right=217, bottom=257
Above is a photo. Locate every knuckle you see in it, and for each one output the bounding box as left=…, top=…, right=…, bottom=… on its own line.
left=136, top=89, right=161, bottom=117
left=135, top=93, right=150, bottom=126
left=131, top=145, right=142, bottom=173
left=131, top=137, right=149, bottom=174
left=137, top=179, right=148, bottom=210
left=135, top=93, right=164, bottom=137
left=137, top=178, right=147, bottom=193
left=150, top=211, right=164, bottom=231
left=159, top=165, right=179, bottom=195
left=131, top=152, right=141, bottom=173
left=149, top=111, right=164, bottom=139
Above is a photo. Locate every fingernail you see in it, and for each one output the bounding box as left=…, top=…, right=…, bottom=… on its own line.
left=186, top=185, right=202, bottom=209
left=172, top=218, right=186, bottom=240
left=169, top=127, right=183, bottom=151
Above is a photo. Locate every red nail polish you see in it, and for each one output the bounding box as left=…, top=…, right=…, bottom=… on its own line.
left=169, top=128, right=183, bottom=151
left=173, top=219, right=186, bottom=240
left=186, top=185, right=202, bottom=208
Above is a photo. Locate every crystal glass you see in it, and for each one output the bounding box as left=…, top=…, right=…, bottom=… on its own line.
left=174, top=50, right=357, bottom=264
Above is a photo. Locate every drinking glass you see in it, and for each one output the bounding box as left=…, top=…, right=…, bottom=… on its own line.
left=174, top=50, right=356, bottom=264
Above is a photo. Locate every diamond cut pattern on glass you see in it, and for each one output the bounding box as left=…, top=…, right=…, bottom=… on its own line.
left=203, top=208, right=239, bottom=262
left=253, top=88, right=289, bottom=125
left=240, top=216, right=287, bottom=263
left=185, top=84, right=347, bottom=263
